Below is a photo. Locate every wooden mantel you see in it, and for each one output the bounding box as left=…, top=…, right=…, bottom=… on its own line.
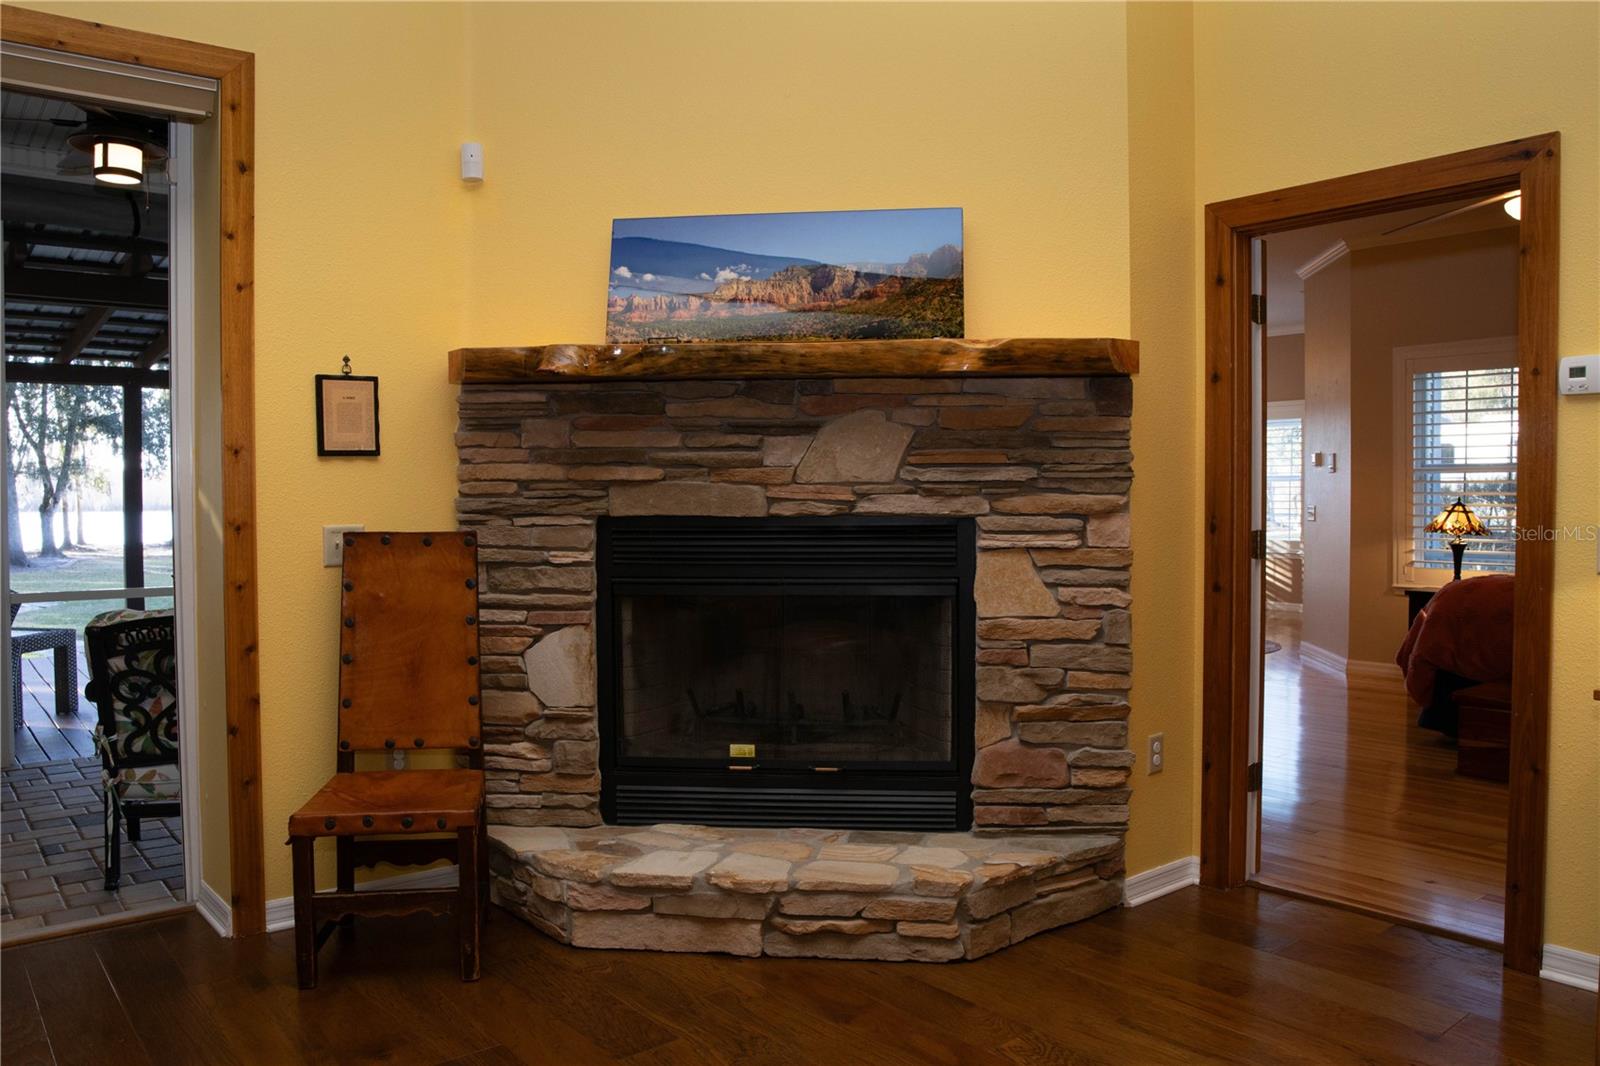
left=448, top=337, right=1138, bottom=384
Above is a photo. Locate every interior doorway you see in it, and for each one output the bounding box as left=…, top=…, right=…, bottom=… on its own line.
left=1, top=71, right=202, bottom=938
left=1200, top=135, right=1559, bottom=973
left=1247, top=202, right=1520, bottom=944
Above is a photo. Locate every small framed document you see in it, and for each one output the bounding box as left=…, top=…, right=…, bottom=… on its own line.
left=315, top=374, right=380, bottom=456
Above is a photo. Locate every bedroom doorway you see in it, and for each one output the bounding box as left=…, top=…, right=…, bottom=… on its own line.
left=1248, top=203, right=1519, bottom=945
left=1200, top=135, right=1558, bottom=973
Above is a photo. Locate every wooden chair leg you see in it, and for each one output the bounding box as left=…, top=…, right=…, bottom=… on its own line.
left=478, top=818, right=489, bottom=918
left=457, top=826, right=481, bottom=982
left=335, top=836, right=355, bottom=933
left=104, top=793, right=122, bottom=891
left=291, top=836, right=318, bottom=990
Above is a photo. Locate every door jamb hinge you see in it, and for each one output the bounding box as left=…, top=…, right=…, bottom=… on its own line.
left=1250, top=294, right=1266, bottom=325
left=1249, top=528, right=1267, bottom=560
left=1247, top=761, right=1263, bottom=792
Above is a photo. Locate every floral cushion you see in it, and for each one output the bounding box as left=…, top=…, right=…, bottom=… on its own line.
left=101, top=759, right=181, bottom=802
left=86, top=609, right=178, bottom=762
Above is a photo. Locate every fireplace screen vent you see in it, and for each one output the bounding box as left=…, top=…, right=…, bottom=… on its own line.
left=597, top=516, right=975, bottom=830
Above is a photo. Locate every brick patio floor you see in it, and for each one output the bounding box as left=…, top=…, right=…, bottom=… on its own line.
left=1, top=755, right=184, bottom=937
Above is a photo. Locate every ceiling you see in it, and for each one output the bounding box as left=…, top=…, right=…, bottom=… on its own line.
left=2, top=89, right=171, bottom=374
left=1261, top=195, right=1517, bottom=337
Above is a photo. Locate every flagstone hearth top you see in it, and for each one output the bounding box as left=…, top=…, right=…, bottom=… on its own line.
left=449, top=337, right=1139, bottom=384
left=487, top=823, right=1125, bottom=961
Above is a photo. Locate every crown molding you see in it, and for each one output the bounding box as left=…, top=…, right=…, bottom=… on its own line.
left=1294, top=240, right=1350, bottom=281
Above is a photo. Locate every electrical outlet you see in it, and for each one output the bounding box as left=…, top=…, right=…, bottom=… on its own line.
left=322, top=524, right=365, bottom=567
left=390, top=749, right=407, bottom=770
left=1148, top=733, right=1164, bottom=775
left=1305, top=504, right=1317, bottom=522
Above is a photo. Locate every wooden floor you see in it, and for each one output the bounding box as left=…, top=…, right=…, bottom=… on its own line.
left=11, top=646, right=95, bottom=767
left=2, top=888, right=1593, bottom=1065
left=1259, top=608, right=1509, bottom=944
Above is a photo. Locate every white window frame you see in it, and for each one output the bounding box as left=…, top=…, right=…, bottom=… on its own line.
left=1391, top=336, right=1518, bottom=590
left=1265, top=400, right=1305, bottom=550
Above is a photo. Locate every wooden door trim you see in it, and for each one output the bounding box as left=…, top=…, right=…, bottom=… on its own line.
left=2, top=5, right=266, bottom=937
left=1202, top=133, right=1558, bottom=973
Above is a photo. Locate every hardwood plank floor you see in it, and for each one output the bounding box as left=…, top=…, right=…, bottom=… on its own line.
left=1259, top=607, right=1509, bottom=944
left=1, top=889, right=1593, bottom=1065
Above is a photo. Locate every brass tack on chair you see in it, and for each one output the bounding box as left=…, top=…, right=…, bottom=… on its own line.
left=436, top=818, right=447, bottom=830
left=342, top=654, right=353, bottom=664
left=339, top=740, right=350, bottom=750
left=323, top=817, right=336, bottom=830
left=466, top=615, right=477, bottom=626
left=467, top=695, right=479, bottom=706
left=464, top=534, right=476, bottom=546
left=384, top=738, right=396, bottom=749
left=414, top=737, right=425, bottom=747
left=467, top=736, right=480, bottom=748
left=381, top=534, right=391, bottom=545
left=344, top=616, right=355, bottom=628
left=401, top=816, right=413, bottom=829
left=343, top=536, right=355, bottom=547
left=467, top=656, right=478, bottom=666
left=342, top=581, right=353, bottom=592
left=363, top=816, right=374, bottom=828
left=465, top=578, right=477, bottom=589
left=342, top=698, right=352, bottom=708
left=422, top=536, right=433, bottom=547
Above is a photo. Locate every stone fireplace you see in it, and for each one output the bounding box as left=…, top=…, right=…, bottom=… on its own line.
left=454, top=372, right=1135, bottom=959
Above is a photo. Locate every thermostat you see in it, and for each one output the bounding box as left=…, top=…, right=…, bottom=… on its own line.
left=1559, top=354, right=1599, bottom=395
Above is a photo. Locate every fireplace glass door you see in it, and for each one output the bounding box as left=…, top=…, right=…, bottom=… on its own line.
left=617, top=591, right=953, bottom=769
left=597, top=515, right=975, bottom=830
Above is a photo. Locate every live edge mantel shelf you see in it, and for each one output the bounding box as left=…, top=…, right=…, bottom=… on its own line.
left=447, top=337, right=1139, bottom=384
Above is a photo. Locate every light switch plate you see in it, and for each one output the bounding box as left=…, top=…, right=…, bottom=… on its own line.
left=322, top=524, right=365, bottom=567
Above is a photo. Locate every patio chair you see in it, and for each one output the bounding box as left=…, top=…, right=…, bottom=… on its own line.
left=8, top=597, right=80, bottom=728
left=287, top=531, right=486, bottom=989
left=82, top=608, right=180, bottom=891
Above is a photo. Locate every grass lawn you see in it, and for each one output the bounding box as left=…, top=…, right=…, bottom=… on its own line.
left=9, top=547, right=175, bottom=631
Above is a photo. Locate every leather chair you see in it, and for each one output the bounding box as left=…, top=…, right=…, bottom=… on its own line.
left=287, top=531, right=486, bottom=988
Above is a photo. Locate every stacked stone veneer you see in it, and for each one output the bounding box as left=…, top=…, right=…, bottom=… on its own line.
left=454, top=375, right=1134, bottom=832
left=486, top=824, right=1125, bottom=961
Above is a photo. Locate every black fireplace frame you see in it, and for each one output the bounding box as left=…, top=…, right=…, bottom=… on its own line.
left=596, top=515, right=976, bottom=830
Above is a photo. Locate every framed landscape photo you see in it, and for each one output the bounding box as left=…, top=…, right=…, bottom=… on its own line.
left=606, top=207, right=963, bottom=344
left=314, top=374, right=380, bottom=456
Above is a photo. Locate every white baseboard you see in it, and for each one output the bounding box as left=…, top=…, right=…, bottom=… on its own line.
left=1122, top=856, right=1199, bottom=907
left=196, top=879, right=232, bottom=938
left=264, top=865, right=461, bottom=934
left=1298, top=641, right=1347, bottom=675
left=1345, top=658, right=1403, bottom=680
left=1540, top=944, right=1600, bottom=992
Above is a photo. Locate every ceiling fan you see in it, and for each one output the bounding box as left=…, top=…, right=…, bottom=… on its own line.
left=8, top=103, right=168, bottom=185
left=1381, top=190, right=1521, bottom=237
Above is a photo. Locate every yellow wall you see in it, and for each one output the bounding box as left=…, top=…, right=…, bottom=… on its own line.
left=1194, top=0, right=1600, bottom=955
left=19, top=1, right=1593, bottom=956
left=1125, top=1, right=1200, bottom=880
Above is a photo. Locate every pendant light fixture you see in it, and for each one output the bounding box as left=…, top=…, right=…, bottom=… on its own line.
left=67, top=114, right=166, bottom=190
left=91, top=137, right=145, bottom=186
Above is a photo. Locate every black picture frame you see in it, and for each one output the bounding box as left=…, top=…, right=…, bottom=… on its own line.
left=314, top=374, right=380, bottom=456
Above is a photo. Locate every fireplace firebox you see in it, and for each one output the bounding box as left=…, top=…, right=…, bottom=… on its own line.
left=597, top=516, right=976, bottom=830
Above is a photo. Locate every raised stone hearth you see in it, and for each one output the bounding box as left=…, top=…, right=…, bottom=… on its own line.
left=488, top=823, right=1123, bottom=961
left=456, top=372, right=1135, bottom=958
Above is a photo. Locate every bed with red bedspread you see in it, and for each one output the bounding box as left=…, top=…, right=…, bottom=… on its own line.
left=1395, top=574, right=1514, bottom=734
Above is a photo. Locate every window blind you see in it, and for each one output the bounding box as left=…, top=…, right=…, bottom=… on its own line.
left=1409, top=365, right=1518, bottom=574
left=1265, top=416, right=1303, bottom=540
